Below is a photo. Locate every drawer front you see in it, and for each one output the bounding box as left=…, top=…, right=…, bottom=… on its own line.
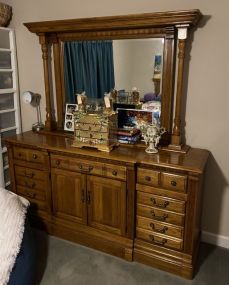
left=136, top=228, right=183, bottom=250
left=137, top=168, right=160, bottom=187
left=137, top=204, right=184, bottom=226
left=137, top=191, right=185, bottom=213
left=17, top=186, right=46, bottom=201
left=161, top=172, right=187, bottom=192
left=13, top=147, right=46, bottom=165
left=16, top=176, right=45, bottom=192
left=15, top=165, right=45, bottom=181
left=136, top=216, right=183, bottom=239
left=104, top=164, right=126, bottom=181
left=51, top=155, right=102, bottom=176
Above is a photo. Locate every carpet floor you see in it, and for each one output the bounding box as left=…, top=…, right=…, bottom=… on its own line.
left=34, top=230, right=229, bottom=285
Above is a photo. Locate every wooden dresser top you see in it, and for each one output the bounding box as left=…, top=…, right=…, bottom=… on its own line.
left=5, top=131, right=209, bottom=174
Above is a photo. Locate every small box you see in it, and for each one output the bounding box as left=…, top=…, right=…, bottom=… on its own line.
left=72, top=112, right=118, bottom=152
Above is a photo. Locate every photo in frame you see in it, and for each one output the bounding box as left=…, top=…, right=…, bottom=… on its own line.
left=64, top=103, right=78, bottom=132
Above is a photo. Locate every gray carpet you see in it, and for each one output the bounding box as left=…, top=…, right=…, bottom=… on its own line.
left=34, top=230, right=229, bottom=285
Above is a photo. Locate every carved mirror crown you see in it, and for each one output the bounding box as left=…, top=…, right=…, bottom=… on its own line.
left=24, top=9, right=202, bottom=151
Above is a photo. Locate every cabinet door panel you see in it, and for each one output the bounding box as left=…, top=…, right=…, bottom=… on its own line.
left=87, top=176, right=126, bottom=236
left=51, top=168, right=87, bottom=224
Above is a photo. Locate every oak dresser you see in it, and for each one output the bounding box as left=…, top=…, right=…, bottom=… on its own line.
left=5, top=131, right=209, bottom=279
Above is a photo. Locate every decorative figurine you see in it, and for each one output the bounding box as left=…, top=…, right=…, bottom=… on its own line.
left=140, top=123, right=166, bottom=154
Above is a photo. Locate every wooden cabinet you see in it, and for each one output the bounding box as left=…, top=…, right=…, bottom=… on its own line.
left=51, top=168, right=87, bottom=224
left=134, top=166, right=205, bottom=278
left=5, top=131, right=209, bottom=279
left=9, top=146, right=51, bottom=214
left=51, top=156, right=127, bottom=236
left=87, top=175, right=126, bottom=236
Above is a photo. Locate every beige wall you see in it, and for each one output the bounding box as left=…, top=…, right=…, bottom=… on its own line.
left=4, top=0, right=229, bottom=239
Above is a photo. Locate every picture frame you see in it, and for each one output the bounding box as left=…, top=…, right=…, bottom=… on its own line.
left=64, top=103, right=78, bottom=132
left=117, top=108, right=154, bottom=130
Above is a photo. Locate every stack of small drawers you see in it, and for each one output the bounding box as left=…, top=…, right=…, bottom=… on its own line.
left=13, top=146, right=50, bottom=213
left=136, top=167, right=187, bottom=251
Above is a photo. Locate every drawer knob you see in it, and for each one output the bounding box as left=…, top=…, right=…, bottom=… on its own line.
left=171, top=180, right=177, bottom=187
left=151, top=210, right=168, bottom=222
left=18, top=153, right=22, bottom=157
left=112, top=170, right=118, bottom=176
left=33, top=154, right=38, bottom=159
left=25, top=181, right=36, bottom=189
left=150, top=223, right=168, bottom=234
left=24, top=171, right=35, bottom=178
left=150, top=198, right=169, bottom=209
left=26, top=191, right=36, bottom=199
left=145, top=176, right=151, bottom=182
left=149, top=235, right=167, bottom=246
left=56, top=160, right=60, bottom=166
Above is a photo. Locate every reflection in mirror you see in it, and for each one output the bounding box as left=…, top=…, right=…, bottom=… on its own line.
left=63, top=38, right=164, bottom=105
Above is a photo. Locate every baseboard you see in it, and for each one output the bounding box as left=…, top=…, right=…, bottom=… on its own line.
left=201, top=231, right=229, bottom=249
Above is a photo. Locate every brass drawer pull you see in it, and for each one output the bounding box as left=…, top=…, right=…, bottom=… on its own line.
left=25, top=181, right=36, bottom=189
left=149, top=235, right=167, bottom=246
left=150, top=198, right=169, bottom=208
left=171, top=180, right=177, bottom=187
left=33, top=154, right=38, bottom=159
left=151, top=210, right=168, bottom=221
left=55, top=160, right=60, bottom=166
left=145, top=176, right=151, bottom=182
left=87, top=191, right=91, bottom=204
left=79, top=164, right=94, bottom=172
left=150, top=223, right=168, bottom=234
left=24, top=171, right=35, bottom=178
left=112, top=170, right=117, bottom=176
left=26, top=191, right=36, bottom=199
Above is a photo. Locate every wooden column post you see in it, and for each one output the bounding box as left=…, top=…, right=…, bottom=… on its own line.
left=39, top=34, right=53, bottom=131
left=169, top=25, right=189, bottom=152
left=53, top=37, right=64, bottom=130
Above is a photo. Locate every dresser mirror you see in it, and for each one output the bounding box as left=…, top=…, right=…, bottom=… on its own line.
left=24, top=9, right=202, bottom=149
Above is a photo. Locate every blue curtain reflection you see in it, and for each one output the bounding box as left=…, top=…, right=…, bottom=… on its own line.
left=64, top=40, right=115, bottom=103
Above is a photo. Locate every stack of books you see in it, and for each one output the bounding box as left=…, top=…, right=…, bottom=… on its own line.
left=116, top=128, right=141, bottom=144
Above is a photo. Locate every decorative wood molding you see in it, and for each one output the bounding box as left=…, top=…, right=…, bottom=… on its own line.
left=169, top=25, right=189, bottom=151
left=24, top=10, right=202, bottom=34
left=39, top=34, right=53, bottom=131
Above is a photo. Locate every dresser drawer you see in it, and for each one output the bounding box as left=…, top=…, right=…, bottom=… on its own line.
left=137, top=168, right=160, bottom=187
left=137, top=204, right=184, bottom=226
left=136, top=228, right=183, bottom=250
left=51, top=155, right=103, bottom=176
left=103, top=164, right=126, bottom=181
left=16, top=176, right=45, bottom=192
left=137, top=191, right=185, bottom=213
left=15, top=165, right=45, bottom=181
left=136, top=216, right=183, bottom=239
left=13, top=147, right=46, bottom=165
left=161, top=172, right=187, bottom=192
left=17, top=186, right=46, bottom=201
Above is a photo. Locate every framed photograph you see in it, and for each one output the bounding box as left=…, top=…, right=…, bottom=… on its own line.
left=64, top=104, right=78, bottom=132
left=117, top=108, right=154, bottom=130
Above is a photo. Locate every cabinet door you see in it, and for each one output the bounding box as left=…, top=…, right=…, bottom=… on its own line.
left=51, top=168, right=87, bottom=224
left=87, top=175, right=126, bottom=236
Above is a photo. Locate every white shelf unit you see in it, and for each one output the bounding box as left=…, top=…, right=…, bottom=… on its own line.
left=0, top=27, right=21, bottom=189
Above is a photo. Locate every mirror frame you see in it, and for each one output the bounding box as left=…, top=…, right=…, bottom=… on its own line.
left=24, top=10, right=201, bottom=147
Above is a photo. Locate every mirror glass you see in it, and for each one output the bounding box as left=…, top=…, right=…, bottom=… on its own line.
left=63, top=38, right=164, bottom=105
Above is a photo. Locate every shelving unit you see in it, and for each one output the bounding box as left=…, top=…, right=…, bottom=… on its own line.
left=0, top=27, right=21, bottom=189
